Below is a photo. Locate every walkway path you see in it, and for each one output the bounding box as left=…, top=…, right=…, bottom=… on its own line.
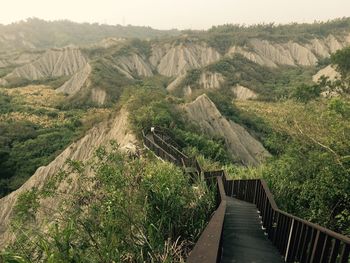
left=221, top=197, right=284, bottom=263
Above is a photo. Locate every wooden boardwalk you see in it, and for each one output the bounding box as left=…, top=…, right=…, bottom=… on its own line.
left=221, top=197, right=284, bottom=263
left=144, top=130, right=350, bottom=263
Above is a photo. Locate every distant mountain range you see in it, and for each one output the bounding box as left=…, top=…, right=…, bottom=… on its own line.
left=0, top=18, right=180, bottom=52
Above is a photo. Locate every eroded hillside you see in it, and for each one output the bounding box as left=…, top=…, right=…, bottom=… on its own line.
left=1, top=19, right=350, bottom=258
left=0, top=108, right=136, bottom=249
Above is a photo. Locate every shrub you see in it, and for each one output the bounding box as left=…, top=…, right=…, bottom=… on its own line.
left=3, top=146, right=215, bottom=262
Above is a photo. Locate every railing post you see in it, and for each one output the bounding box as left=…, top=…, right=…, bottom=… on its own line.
left=285, top=218, right=295, bottom=261
left=253, top=180, right=258, bottom=204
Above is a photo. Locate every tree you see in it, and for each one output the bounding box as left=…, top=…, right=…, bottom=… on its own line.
left=331, top=46, right=350, bottom=86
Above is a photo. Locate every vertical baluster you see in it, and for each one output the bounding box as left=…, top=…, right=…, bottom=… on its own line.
left=300, top=227, right=313, bottom=263
left=253, top=180, right=258, bottom=204
left=305, top=229, right=318, bottom=263
left=320, top=235, right=331, bottom=263
left=329, top=239, right=340, bottom=263
left=277, top=214, right=286, bottom=252
left=340, top=244, right=349, bottom=263
left=229, top=180, right=233, bottom=197
left=310, top=230, right=327, bottom=263
left=262, top=195, right=268, bottom=223
left=286, top=219, right=301, bottom=262
left=244, top=180, right=248, bottom=201
left=285, top=218, right=295, bottom=262
left=269, top=206, right=276, bottom=239
left=273, top=211, right=281, bottom=245
left=295, top=223, right=306, bottom=261
left=282, top=217, right=291, bottom=256
left=258, top=183, right=263, bottom=212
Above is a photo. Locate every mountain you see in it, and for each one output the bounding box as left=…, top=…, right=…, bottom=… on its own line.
left=1, top=29, right=349, bottom=104
left=182, top=94, right=270, bottom=166
left=1, top=18, right=350, bottom=256
left=0, top=18, right=180, bottom=52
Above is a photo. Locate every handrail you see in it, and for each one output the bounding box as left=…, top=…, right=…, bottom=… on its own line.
left=187, top=174, right=226, bottom=263
left=223, top=176, right=350, bottom=263
left=142, top=131, right=179, bottom=165
left=143, top=129, right=350, bottom=263
left=153, top=133, right=188, bottom=164
left=151, top=130, right=202, bottom=175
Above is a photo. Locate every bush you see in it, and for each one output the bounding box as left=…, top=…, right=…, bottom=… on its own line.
left=290, top=83, right=321, bottom=102
left=3, top=146, right=215, bottom=262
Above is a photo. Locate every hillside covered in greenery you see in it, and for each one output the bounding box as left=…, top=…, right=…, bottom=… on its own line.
left=0, top=17, right=350, bottom=261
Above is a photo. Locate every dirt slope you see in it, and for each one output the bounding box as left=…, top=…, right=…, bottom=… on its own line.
left=0, top=108, right=137, bottom=249
left=183, top=94, right=270, bottom=166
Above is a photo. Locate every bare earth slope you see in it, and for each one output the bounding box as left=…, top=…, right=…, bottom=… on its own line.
left=2, top=47, right=87, bottom=81
left=228, top=34, right=350, bottom=67
left=183, top=94, right=270, bottom=166
left=56, top=63, right=92, bottom=95
left=232, top=85, right=258, bottom=100
left=150, top=43, right=221, bottom=76
left=0, top=108, right=137, bottom=249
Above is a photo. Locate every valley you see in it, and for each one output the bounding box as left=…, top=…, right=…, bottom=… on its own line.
left=0, top=18, right=349, bottom=262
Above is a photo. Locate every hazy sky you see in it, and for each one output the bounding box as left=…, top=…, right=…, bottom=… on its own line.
left=1, top=0, right=350, bottom=30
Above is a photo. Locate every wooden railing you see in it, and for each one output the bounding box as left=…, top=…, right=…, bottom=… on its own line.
left=153, top=133, right=186, bottom=167
left=143, top=131, right=223, bottom=262
left=222, top=176, right=350, bottom=263
left=143, top=129, right=350, bottom=263
left=151, top=129, right=202, bottom=175
left=187, top=174, right=226, bottom=263
left=142, top=131, right=178, bottom=165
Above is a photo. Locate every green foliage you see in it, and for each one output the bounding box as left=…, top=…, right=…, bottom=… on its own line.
left=180, top=69, right=202, bottom=87
left=205, top=55, right=313, bottom=101
left=89, top=58, right=133, bottom=103
left=331, top=46, right=350, bottom=90
left=262, top=142, right=350, bottom=235
left=116, top=39, right=152, bottom=58
left=4, top=75, right=71, bottom=89
left=207, top=91, right=241, bottom=123
left=0, top=120, right=79, bottom=197
left=174, top=129, right=231, bottom=164
left=124, top=83, right=232, bottom=164
left=328, top=98, right=350, bottom=117
left=234, top=99, right=350, bottom=235
left=290, top=83, right=322, bottom=102
left=188, top=18, right=350, bottom=52
left=0, top=92, right=14, bottom=113
left=207, top=55, right=274, bottom=93
left=331, top=46, right=350, bottom=77
left=124, top=84, right=171, bottom=134
left=3, top=146, right=215, bottom=262
left=210, top=62, right=314, bottom=102
left=12, top=188, right=40, bottom=223
left=0, top=91, right=94, bottom=197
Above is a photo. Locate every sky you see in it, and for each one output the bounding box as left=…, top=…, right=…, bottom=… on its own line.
left=0, top=0, right=349, bottom=30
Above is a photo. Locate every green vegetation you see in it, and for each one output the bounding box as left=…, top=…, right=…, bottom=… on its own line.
left=123, top=82, right=231, bottom=164
left=2, top=146, right=215, bottom=262
left=205, top=55, right=316, bottom=101
left=4, top=75, right=71, bottom=89
left=0, top=117, right=78, bottom=197
left=185, top=17, right=350, bottom=54
left=0, top=89, right=109, bottom=197
left=331, top=46, right=350, bottom=90
left=180, top=69, right=202, bottom=87
left=290, top=83, right=322, bottom=103
left=235, top=99, right=350, bottom=235
left=114, top=39, right=152, bottom=58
